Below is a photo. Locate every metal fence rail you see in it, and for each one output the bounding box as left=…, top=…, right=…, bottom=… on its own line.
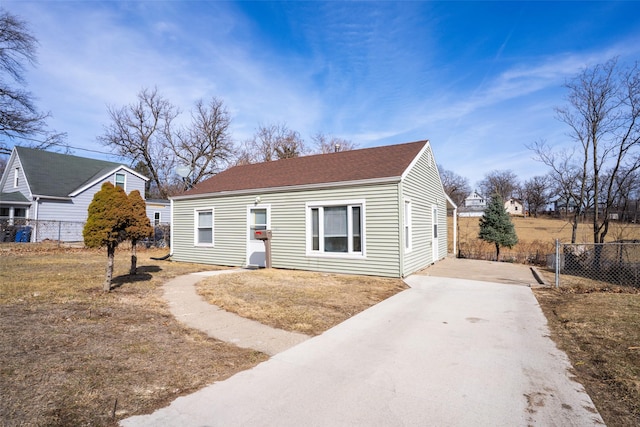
left=548, top=241, right=640, bottom=288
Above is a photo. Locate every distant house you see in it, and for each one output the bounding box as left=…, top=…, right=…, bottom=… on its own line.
left=170, top=140, right=457, bottom=278
left=548, top=195, right=578, bottom=216
left=458, top=191, right=486, bottom=217
left=0, top=146, right=148, bottom=242
left=504, top=198, right=524, bottom=216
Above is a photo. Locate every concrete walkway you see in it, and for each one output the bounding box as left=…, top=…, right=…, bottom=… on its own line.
left=122, top=271, right=604, bottom=427
left=163, top=269, right=309, bottom=356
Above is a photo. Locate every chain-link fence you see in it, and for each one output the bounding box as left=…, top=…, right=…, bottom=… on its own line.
left=547, top=240, right=640, bottom=288
left=0, top=219, right=86, bottom=243
left=0, top=219, right=170, bottom=248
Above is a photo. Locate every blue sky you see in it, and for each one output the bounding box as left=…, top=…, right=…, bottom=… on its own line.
left=5, top=1, right=640, bottom=187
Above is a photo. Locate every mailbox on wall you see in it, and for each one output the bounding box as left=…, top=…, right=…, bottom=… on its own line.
left=253, top=229, right=272, bottom=268
left=254, top=230, right=272, bottom=241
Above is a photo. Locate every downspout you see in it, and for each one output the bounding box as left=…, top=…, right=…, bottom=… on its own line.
left=33, top=197, right=40, bottom=243
left=398, top=182, right=404, bottom=278
left=453, top=205, right=457, bottom=257
left=169, top=198, right=174, bottom=255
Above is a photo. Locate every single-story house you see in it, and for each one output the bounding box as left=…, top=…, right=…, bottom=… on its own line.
left=170, top=140, right=456, bottom=278
left=0, top=146, right=148, bottom=242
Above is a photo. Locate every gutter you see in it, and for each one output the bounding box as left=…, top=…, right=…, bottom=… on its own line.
left=171, top=176, right=402, bottom=201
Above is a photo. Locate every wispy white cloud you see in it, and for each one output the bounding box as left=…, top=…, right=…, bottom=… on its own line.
left=4, top=0, right=640, bottom=188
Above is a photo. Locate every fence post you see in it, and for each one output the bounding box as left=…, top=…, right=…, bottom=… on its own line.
left=555, top=239, right=560, bottom=288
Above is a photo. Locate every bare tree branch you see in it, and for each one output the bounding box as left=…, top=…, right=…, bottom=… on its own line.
left=0, top=8, right=66, bottom=154
left=98, top=87, right=178, bottom=199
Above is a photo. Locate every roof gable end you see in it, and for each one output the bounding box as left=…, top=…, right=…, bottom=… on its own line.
left=12, top=146, right=145, bottom=198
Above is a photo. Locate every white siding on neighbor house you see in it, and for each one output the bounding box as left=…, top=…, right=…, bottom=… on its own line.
left=1, top=155, right=31, bottom=201
left=146, top=202, right=171, bottom=225
left=400, top=144, right=448, bottom=277
left=36, top=171, right=147, bottom=223
left=34, top=171, right=147, bottom=241
left=172, top=181, right=402, bottom=277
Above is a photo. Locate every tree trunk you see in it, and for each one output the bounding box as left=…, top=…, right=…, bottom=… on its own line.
left=104, top=245, right=115, bottom=292
left=495, top=242, right=501, bottom=261
left=130, top=240, right=138, bottom=275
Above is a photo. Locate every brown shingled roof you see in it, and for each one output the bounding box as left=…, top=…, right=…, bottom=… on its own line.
left=182, top=140, right=428, bottom=197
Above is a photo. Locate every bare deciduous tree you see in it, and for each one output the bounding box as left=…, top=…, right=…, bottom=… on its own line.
left=98, top=87, right=178, bottom=199
left=529, top=139, right=591, bottom=241
left=522, top=175, right=550, bottom=217
left=239, top=123, right=306, bottom=163
left=533, top=58, right=640, bottom=244
left=170, top=97, right=235, bottom=188
left=478, top=170, right=520, bottom=202
left=311, top=132, right=358, bottom=154
left=0, top=9, right=65, bottom=154
left=438, top=165, right=471, bottom=207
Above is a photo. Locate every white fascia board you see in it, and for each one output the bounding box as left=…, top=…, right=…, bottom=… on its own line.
left=0, top=149, right=17, bottom=189
left=445, top=192, right=457, bottom=209
left=170, top=176, right=401, bottom=201
left=400, top=139, right=430, bottom=182
left=69, top=165, right=149, bottom=197
left=31, top=194, right=73, bottom=201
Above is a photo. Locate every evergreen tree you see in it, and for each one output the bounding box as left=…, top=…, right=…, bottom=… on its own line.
left=83, top=182, right=130, bottom=291
left=126, top=190, right=153, bottom=275
left=479, top=194, right=518, bottom=261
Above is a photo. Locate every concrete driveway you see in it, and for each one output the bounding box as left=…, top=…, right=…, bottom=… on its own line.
left=121, top=264, right=603, bottom=426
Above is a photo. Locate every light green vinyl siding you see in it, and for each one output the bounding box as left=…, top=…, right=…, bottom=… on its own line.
left=400, top=144, right=448, bottom=276
left=172, top=181, right=402, bottom=277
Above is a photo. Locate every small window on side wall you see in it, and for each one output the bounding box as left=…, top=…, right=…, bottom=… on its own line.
left=195, top=209, right=214, bottom=246
left=404, top=199, right=412, bottom=252
left=115, top=173, right=126, bottom=190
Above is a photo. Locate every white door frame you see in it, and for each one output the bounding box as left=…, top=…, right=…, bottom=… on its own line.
left=246, top=204, right=271, bottom=267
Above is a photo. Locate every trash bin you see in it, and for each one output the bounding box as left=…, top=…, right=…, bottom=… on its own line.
left=14, top=226, right=32, bottom=243
left=21, top=226, right=32, bottom=242
left=14, top=227, right=23, bottom=242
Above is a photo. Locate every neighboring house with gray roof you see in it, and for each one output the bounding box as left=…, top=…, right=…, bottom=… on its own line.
left=0, top=146, right=149, bottom=242
left=171, top=140, right=457, bottom=278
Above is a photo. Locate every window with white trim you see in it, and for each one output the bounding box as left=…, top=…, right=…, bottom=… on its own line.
left=195, top=209, right=214, bottom=246
left=115, top=172, right=126, bottom=190
left=404, top=199, right=412, bottom=251
left=14, top=168, right=19, bottom=188
left=308, top=201, right=364, bottom=256
left=154, top=212, right=161, bottom=226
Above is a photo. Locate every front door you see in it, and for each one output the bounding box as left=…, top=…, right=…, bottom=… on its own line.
left=432, top=205, right=439, bottom=261
left=247, top=206, right=269, bottom=267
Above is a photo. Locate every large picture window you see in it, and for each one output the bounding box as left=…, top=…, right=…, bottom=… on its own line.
left=307, top=200, right=364, bottom=257
left=194, top=209, right=214, bottom=246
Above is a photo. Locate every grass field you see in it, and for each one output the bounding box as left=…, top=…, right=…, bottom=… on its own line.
left=451, top=216, right=640, bottom=261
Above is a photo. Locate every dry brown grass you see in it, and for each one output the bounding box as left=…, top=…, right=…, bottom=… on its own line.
left=451, top=216, right=640, bottom=261
left=0, top=244, right=267, bottom=427
left=1, top=244, right=407, bottom=426
left=196, top=269, right=408, bottom=336
left=533, top=280, right=640, bottom=426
